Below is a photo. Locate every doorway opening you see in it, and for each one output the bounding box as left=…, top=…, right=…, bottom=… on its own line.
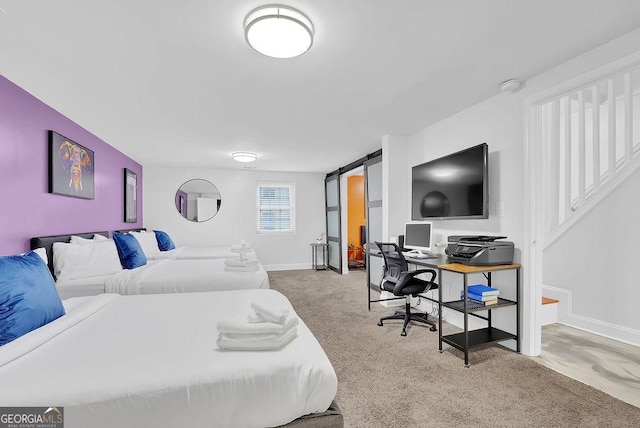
left=346, top=174, right=366, bottom=270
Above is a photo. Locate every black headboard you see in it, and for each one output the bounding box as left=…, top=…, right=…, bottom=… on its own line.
left=113, top=228, right=146, bottom=234
left=30, top=231, right=110, bottom=276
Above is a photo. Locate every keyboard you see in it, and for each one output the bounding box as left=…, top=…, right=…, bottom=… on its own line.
left=402, top=250, right=437, bottom=259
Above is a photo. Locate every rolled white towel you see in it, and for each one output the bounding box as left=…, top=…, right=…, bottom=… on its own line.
left=216, top=325, right=298, bottom=351
left=217, top=313, right=298, bottom=335
left=251, top=301, right=289, bottom=325
left=224, top=265, right=259, bottom=272
left=225, top=257, right=258, bottom=267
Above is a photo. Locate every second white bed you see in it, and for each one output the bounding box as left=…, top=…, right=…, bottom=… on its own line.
left=55, top=259, right=269, bottom=298
left=148, top=245, right=257, bottom=261
left=105, top=258, right=269, bottom=295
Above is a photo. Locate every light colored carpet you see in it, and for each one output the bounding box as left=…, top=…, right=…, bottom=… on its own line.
left=268, top=269, right=640, bottom=428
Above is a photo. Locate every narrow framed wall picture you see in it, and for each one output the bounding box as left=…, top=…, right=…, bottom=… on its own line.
left=48, top=131, right=95, bottom=199
left=124, top=168, right=137, bottom=223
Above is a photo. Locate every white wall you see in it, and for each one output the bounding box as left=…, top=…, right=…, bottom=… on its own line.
left=143, top=166, right=326, bottom=270
left=382, top=135, right=410, bottom=242
left=542, top=168, right=640, bottom=345
left=404, top=90, right=526, bottom=352
left=406, top=95, right=524, bottom=252
left=384, top=27, right=640, bottom=355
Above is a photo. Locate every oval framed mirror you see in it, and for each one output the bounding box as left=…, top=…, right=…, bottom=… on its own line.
left=175, top=179, right=222, bottom=222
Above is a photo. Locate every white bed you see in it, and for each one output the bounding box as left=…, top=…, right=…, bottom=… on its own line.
left=104, top=258, right=269, bottom=295
left=33, top=232, right=268, bottom=298
left=55, top=274, right=114, bottom=299
left=54, top=259, right=269, bottom=298
left=0, top=289, right=338, bottom=428
left=148, top=245, right=258, bottom=261
left=115, top=229, right=258, bottom=261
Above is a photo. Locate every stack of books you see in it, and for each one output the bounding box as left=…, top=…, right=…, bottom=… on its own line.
left=460, top=284, right=500, bottom=306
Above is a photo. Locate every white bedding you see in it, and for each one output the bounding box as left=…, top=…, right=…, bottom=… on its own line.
left=0, top=290, right=337, bottom=428
left=55, top=275, right=113, bottom=299
left=105, top=259, right=269, bottom=295
left=148, top=245, right=257, bottom=260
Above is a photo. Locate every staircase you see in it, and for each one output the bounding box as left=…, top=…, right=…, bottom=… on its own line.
left=541, top=297, right=559, bottom=326
left=537, top=62, right=640, bottom=246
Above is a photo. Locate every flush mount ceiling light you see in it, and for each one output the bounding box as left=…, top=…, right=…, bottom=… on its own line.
left=244, top=5, right=314, bottom=58
left=232, top=152, right=258, bottom=163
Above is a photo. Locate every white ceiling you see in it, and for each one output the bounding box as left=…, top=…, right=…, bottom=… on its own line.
left=2, top=0, right=640, bottom=173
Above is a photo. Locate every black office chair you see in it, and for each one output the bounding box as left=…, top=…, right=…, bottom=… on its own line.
left=375, top=242, right=438, bottom=336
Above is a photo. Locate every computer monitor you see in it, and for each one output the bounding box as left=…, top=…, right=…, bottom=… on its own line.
left=403, top=222, right=432, bottom=253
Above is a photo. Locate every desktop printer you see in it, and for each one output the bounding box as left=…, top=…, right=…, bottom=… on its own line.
left=445, top=236, right=514, bottom=266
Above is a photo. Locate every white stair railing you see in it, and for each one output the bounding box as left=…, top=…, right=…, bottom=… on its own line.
left=539, top=63, right=640, bottom=245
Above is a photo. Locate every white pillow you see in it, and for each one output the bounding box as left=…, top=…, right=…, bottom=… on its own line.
left=22, top=247, right=48, bottom=266
left=131, top=231, right=160, bottom=257
left=70, top=234, right=108, bottom=245
left=33, top=247, right=48, bottom=266
left=53, top=240, right=123, bottom=281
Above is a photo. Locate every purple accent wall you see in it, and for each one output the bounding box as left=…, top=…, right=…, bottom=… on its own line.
left=0, top=76, right=143, bottom=255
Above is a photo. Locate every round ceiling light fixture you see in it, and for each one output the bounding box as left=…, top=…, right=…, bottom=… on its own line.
left=232, top=152, right=258, bottom=163
left=244, top=5, right=314, bottom=59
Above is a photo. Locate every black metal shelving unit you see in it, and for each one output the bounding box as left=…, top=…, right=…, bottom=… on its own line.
left=438, top=263, right=521, bottom=367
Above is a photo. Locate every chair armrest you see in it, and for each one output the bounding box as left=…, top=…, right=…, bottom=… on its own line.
left=393, top=269, right=437, bottom=295
left=398, top=269, right=436, bottom=281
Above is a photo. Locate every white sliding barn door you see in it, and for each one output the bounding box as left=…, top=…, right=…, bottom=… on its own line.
left=325, top=173, right=342, bottom=273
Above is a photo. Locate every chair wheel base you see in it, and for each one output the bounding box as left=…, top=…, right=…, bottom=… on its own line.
left=377, top=304, right=437, bottom=336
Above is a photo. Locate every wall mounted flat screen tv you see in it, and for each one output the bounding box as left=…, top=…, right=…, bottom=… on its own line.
left=411, top=143, right=488, bottom=220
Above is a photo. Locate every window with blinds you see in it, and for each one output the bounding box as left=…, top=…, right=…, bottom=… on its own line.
left=256, top=182, right=296, bottom=233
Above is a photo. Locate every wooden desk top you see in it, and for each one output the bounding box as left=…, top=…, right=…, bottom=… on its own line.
left=367, top=252, right=520, bottom=272
left=437, top=263, right=521, bottom=273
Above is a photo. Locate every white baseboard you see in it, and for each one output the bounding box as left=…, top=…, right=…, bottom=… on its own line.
left=542, top=285, right=640, bottom=347
left=264, top=263, right=311, bottom=271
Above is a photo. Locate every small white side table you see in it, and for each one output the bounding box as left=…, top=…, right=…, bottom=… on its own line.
left=310, top=243, right=328, bottom=270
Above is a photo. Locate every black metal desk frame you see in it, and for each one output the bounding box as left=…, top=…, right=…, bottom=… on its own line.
left=437, top=263, right=521, bottom=367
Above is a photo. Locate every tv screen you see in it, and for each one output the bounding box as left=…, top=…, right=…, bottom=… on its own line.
left=411, top=143, right=488, bottom=220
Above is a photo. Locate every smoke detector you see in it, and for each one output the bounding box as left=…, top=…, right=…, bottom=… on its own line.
left=500, top=79, right=521, bottom=93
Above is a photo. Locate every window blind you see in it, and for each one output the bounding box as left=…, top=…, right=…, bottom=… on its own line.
left=257, top=182, right=295, bottom=232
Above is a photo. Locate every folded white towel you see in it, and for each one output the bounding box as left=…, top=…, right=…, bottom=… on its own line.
left=251, top=301, right=289, bottom=325
left=216, top=325, right=298, bottom=351
left=231, top=243, right=252, bottom=251
left=217, top=313, right=298, bottom=335
left=224, top=265, right=259, bottom=272
left=224, top=257, right=258, bottom=267
left=239, top=249, right=254, bottom=262
left=247, top=312, right=267, bottom=323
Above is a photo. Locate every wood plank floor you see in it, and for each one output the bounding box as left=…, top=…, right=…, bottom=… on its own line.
left=535, top=324, right=640, bottom=408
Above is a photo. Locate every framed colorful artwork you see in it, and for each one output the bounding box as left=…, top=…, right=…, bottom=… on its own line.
left=48, top=131, right=95, bottom=199
left=124, top=168, right=137, bottom=223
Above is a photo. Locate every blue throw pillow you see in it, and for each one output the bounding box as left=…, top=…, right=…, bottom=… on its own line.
left=113, top=233, right=147, bottom=269
left=153, top=230, right=175, bottom=251
left=0, top=251, right=65, bottom=346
